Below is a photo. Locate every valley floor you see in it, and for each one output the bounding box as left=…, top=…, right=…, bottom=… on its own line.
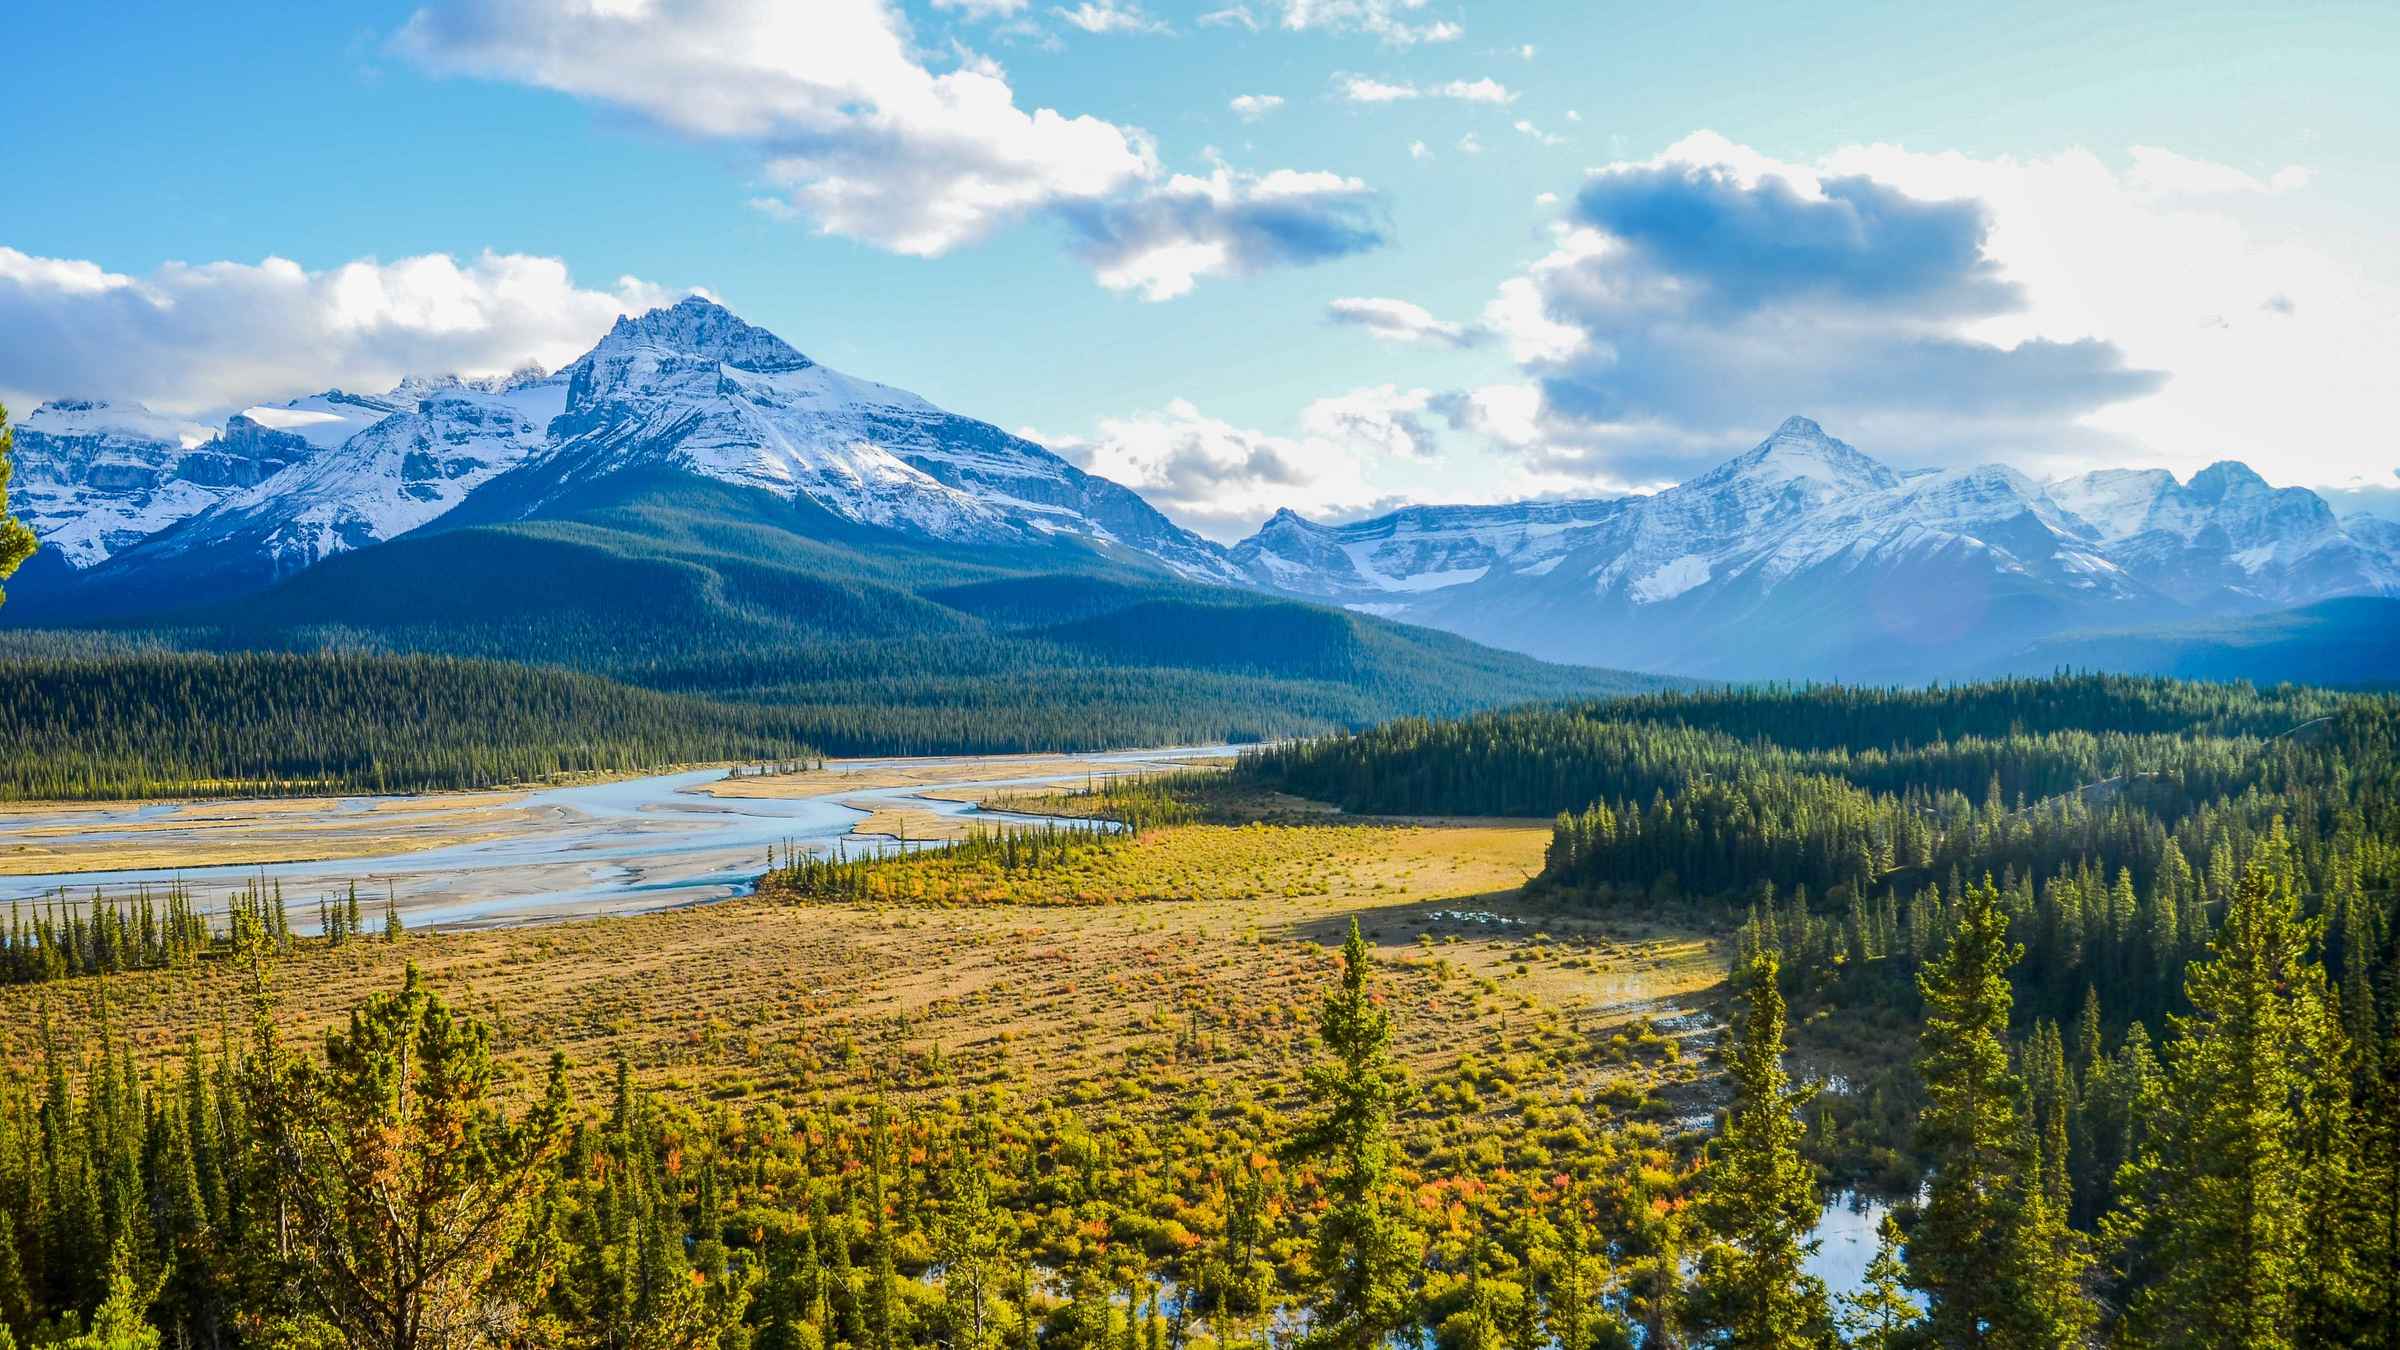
left=0, top=748, right=1222, bottom=922
left=0, top=817, right=1725, bottom=1136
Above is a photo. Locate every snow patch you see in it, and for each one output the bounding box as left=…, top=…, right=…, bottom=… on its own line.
left=1629, top=553, right=1711, bottom=604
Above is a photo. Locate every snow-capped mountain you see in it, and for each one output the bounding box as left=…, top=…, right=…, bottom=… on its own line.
left=516, top=298, right=1239, bottom=581
left=19, top=298, right=1241, bottom=605
left=17, top=298, right=2393, bottom=684
left=8, top=399, right=297, bottom=568
left=1234, top=416, right=2400, bottom=679
left=98, top=369, right=569, bottom=588
left=2046, top=460, right=2400, bottom=609
left=1230, top=498, right=1632, bottom=608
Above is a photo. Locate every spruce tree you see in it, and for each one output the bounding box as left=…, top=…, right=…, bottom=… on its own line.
left=58, top=1238, right=160, bottom=1350
left=1835, top=1215, right=1916, bottom=1350
left=1286, top=918, right=1420, bottom=1350
left=1907, top=878, right=2092, bottom=1348
left=2104, top=828, right=2351, bottom=1349
left=1682, top=953, right=1834, bottom=1348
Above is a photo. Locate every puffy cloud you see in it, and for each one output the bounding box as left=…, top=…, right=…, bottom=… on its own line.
left=1811, top=139, right=2396, bottom=485
left=1228, top=93, right=1285, bottom=121
left=1564, top=157, right=2017, bottom=320
left=0, top=245, right=673, bottom=415
left=1512, top=119, right=1563, bottom=145
left=1325, top=295, right=1478, bottom=346
left=1038, top=383, right=1462, bottom=537
left=398, top=0, right=1381, bottom=292
left=400, top=0, right=1149, bottom=257
left=1040, top=398, right=1372, bottom=538
left=1061, top=166, right=1384, bottom=301
left=1299, top=384, right=1442, bottom=460
left=1486, top=133, right=2169, bottom=482
left=1334, top=73, right=1513, bottom=103
left=1271, top=0, right=1460, bottom=45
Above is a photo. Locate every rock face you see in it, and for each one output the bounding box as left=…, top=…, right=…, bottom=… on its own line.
left=96, top=373, right=570, bottom=591
left=8, top=399, right=282, bottom=568
left=1233, top=417, right=2400, bottom=679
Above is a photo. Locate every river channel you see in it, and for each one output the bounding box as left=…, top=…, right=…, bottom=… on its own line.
left=0, top=747, right=1227, bottom=928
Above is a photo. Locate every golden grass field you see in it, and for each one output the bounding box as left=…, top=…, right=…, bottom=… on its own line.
left=0, top=817, right=1727, bottom=1145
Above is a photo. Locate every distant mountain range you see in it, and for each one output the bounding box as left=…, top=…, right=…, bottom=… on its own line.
left=1229, top=416, right=2400, bottom=682
left=9, top=298, right=2396, bottom=689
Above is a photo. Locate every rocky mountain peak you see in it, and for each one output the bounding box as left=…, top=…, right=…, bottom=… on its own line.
left=596, top=295, right=813, bottom=374
left=1700, top=414, right=1901, bottom=499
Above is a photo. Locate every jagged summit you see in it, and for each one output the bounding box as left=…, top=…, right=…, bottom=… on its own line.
left=1701, top=415, right=1901, bottom=497
left=590, top=294, right=814, bottom=374
left=2186, top=458, right=2272, bottom=502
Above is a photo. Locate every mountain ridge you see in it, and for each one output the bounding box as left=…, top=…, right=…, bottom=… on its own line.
left=1230, top=419, right=2400, bottom=680
left=10, top=298, right=2396, bottom=686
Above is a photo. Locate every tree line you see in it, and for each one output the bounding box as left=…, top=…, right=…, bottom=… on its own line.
left=0, top=651, right=828, bottom=802
left=3, top=879, right=404, bottom=986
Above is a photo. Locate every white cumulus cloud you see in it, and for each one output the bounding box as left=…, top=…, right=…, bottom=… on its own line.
left=397, top=0, right=1383, bottom=293
left=0, top=245, right=675, bottom=415
left=1478, top=131, right=2400, bottom=489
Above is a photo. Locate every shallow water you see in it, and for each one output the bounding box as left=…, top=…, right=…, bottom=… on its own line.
left=0, top=747, right=1228, bottom=928
left=1805, top=1189, right=1894, bottom=1295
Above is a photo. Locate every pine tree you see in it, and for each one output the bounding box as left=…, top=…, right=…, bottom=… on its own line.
left=2104, top=827, right=2350, bottom=1349
left=1286, top=918, right=1420, bottom=1350
left=254, top=964, right=571, bottom=1349
left=0, top=404, right=39, bottom=605
left=1682, top=953, right=1834, bottom=1348
left=1907, top=878, right=2092, bottom=1348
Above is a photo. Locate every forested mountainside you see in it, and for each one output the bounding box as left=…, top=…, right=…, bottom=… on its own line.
left=1244, top=671, right=2399, bottom=1339
left=1992, top=595, right=2400, bottom=687
left=0, top=467, right=1667, bottom=767
left=1, top=302, right=1671, bottom=758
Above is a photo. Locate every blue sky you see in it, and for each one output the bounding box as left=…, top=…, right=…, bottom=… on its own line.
left=8, top=0, right=2397, bottom=536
